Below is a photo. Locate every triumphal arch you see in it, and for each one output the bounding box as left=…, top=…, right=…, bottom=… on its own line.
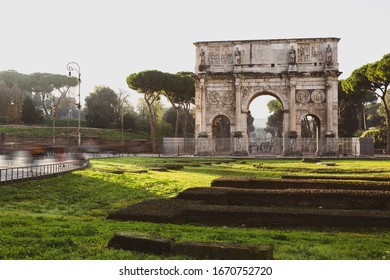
left=194, top=37, right=341, bottom=156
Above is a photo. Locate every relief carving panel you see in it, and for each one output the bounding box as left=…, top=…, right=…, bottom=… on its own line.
left=311, top=44, right=324, bottom=62
left=311, top=90, right=326, bottom=103
left=297, top=43, right=310, bottom=62
left=221, top=46, right=233, bottom=64
left=207, top=91, right=220, bottom=105
left=208, top=47, right=220, bottom=65
left=206, top=104, right=235, bottom=125
left=206, top=90, right=235, bottom=105
left=296, top=90, right=311, bottom=104
left=297, top=43, right=329, bottom=63
left=296, top=89, right=326, bottom=104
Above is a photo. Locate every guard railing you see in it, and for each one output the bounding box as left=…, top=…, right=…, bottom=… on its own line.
left=0, top=160, right=88, bottom=184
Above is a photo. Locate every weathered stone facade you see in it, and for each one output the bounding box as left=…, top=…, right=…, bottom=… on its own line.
left=194, top=38, right=341, bottom=156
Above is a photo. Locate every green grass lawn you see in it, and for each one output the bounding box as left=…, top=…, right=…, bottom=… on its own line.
left=1, top=157, right=390, bottom=260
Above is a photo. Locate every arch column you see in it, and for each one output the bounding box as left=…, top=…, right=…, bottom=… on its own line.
left=235, top=75, right=242, bottom=133
left=326, top=76, right=335, bottom=135
left=282, top=110, right=290, bottom=155
left=195, top=75, right=211, bottom=156
left=200, top=77, right=207, bottom=133
left=233, top=75, right=248, bottom=155
left=288, top=76, right=297, bottom=133
left=283, top=75, right=302, bottom=156
left=324, top=74, right=338, bottom=155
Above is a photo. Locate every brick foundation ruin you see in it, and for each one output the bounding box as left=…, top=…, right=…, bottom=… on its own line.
left=107, top=176, right=390, bottom=229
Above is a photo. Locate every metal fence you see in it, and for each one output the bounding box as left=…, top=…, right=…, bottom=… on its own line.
left=0, top=160, right=88, bottom=184
left=163, top=138, right=195, bottom=156
left=163, top=137, right=375, bottom=157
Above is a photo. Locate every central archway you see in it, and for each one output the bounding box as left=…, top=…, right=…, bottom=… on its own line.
left=248, top=93, right=284, bottom=155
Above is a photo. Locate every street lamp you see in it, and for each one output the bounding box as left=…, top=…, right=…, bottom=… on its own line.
left=121, top=110, right=124, bottom=147
left=52, top=102, right=56, bottom=145
left=66, top=62, right=81, bottom=146
left=10, top=100, right=16, bottom=145
left=120, top=105, right=128, bottom=148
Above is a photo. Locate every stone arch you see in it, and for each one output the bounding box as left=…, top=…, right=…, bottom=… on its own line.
left=300, top=113, right=321, bottom=154
left=301, top=113, right=321, bottom=138
left=193, top=38, right=340, bottom=156
left=244, top=90, right=289, bottom=114
left=246, top=92, right=286, bottom=154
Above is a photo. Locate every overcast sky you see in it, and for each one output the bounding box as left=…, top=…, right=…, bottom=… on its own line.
left=1, top=0, right=389, bottom=119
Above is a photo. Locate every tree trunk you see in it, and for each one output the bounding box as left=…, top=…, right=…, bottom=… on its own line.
left=174, top=107, right=180, bottom=138
left=167, top=98, right=180, bottom=138
left=146, top=99, right=156, bottom=153
left=387, top=111, right=390, bottom=154
left=40, top=92, right=49, bottom=117
left=303, top=116, right=312, bottom=138
left=183, top=107, right=188, bottom=139
left=381, top=94, right=390, bottom=153
left=357, top=105, right=365, bottom=131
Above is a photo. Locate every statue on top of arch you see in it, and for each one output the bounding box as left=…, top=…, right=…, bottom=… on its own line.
left=326, top=44, right=333, bottom=66
left=289, top=46, right=296, bottom=64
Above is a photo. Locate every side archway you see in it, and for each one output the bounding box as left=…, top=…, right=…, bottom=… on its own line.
left=212, top=115, right=231, bottom=153
left=300, top=114, right=321, bottom=154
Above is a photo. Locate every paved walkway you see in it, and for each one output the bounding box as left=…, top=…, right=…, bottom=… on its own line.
left=0, top=157, right=59, bottom=168
left=0, top=154, right=87, bottom=183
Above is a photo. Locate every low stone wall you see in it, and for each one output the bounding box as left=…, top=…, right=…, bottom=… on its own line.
left=108, top=232, right=174, bottom=256
left=178, top=187, right=390, bottom=210
left=174, top=242, right=273, bottom=260
left=183, top=204, right=390, bottom=228
left=282, top=175, right=390, bottom=182
left=108, top=177, right=390, bottom=229
left=108, top=232, right=273, bottom=260
left=108, top=197, right=390, bottom=228
left=211, top=177, right=390, bottom=191
left=107, top=199, right=196, bottom=223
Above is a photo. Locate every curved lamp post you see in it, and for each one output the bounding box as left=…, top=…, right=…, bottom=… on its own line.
left=10, top=100, right=16, bottom=145
left=66, top=62, right=81, bottom=146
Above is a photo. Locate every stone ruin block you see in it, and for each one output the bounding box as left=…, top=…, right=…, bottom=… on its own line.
left=108, top=232, right=174, bottom=255
left=108, top=232, right=273, bottom=259
left=174, top=241, right=273, bottom=260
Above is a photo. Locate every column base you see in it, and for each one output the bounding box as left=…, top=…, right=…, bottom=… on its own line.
left=282, top=151, right=303, bottom=157
left=232, top=150, right=249, bottom=156
left=195, top=151, right=210, bottom=156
